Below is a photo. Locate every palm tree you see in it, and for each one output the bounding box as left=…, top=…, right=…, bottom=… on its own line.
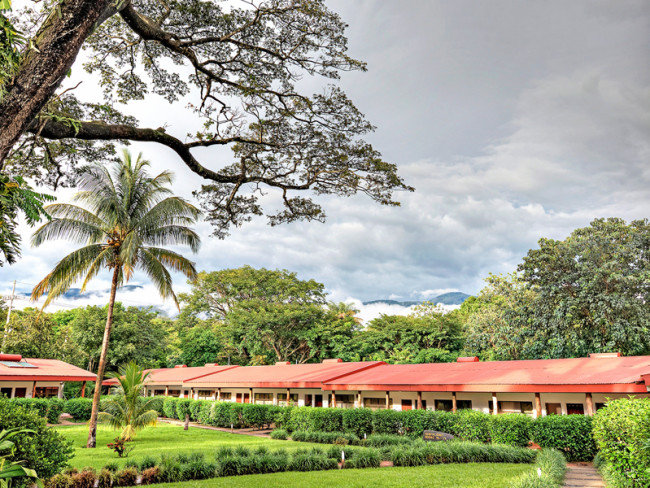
left=99, top=362, right=158, bottom=441
left=31, top=150, right=200, bottom=448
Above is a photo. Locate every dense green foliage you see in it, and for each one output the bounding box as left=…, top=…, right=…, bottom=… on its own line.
left=531, top=415, right=596, bottom=462
left=592, top=398, right=650, bottom=487
left=9, top=397, right=64, bottom=424
left=0, top=397, right=74, bottom=480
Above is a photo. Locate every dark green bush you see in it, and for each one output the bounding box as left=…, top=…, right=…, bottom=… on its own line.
left=63, top=398, right=93, bottom=421
left=291, top=430, right=359, bottom=445
left=452, top=409, right=491, bottom=443
left=229, top=403, right=245, bottom=428
left=0, top=397, right=74, bottom=480
left=532, top=415, right=596, bottom=461
left=242, top=404, right=274, bottom=429
left=47, top=398, right=65, bottom=424
left=175, top=398, right=192, bottom=420
left=274, top=406, right=293, bottom=430
left=288, top=454, right=338, bottom=472
left=592, top=397, right=650, bottom=487
left=162, top=397, right=178, bottom=419
left=11, top=397, right=50, bottom=417
left=391, top=446, right=427, bottom=466
left=147, top=396, right=165, bottom=416
left=138, top=456, right=157, bottom=470
left=179, top=457, right=217, bottom=480
left=372, top=409, right=403, bottom=434
left=209, top=401, right=232, bottom=427
left=343, top=448, right=381, bottom=469
left=342, top=408, right=373, bottom=437
left=362, top=433, right=413, bottom=447
left=270, top=428, right=288, bottom=440
left=158, top=455, right=182, bottom=483
left=490, top=414, right=532, bottom=447
left=197, top=401, right=213, bottom=424
left=189, top=400, right=207, bottom=422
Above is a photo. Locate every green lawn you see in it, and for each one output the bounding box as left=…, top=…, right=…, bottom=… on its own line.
left=56, top=423, right=320, bottom=470
left=155, top=464, right=530, bottom=488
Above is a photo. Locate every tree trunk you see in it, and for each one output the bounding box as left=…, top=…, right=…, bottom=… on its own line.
left=0, top=0, right=122, bottom=164
left=86, top=266, right=120, bottom=448
left=184, top=413, right=190, bottom=431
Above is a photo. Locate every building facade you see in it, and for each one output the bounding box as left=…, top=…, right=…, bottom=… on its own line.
left=104, top=353, right=650, bottom=417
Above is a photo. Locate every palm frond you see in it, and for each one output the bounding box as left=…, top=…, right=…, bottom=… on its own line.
left=137, top=248, right=180, bottom=308
left=141, top=225, right=201, bottom=253
left=135, top=196, right=200, bottom=232
left=31, top=217, right=106, bottom=246
left=31, top=244, right=105, bottom=306
left=144, top=247, right=198, bottom=280
left=80, top=247, right=114, bottom=292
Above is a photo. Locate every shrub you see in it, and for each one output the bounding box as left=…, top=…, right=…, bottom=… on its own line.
left=103, top=463, right=119, bottom=472
left=113, top=468, right=138, bottom=487
left=162, top=397, right=179, bottom=419
left=291, top=430, right=359, bottom=445
left=490, top=414, right=532, bottom=447
left=197, top=401, right=213, bottom=425
left=189, top=399, right=206, bottom=421
left=147, top=396, right=165, bottom=416
left=70, top=469, right=97, bottom=488
left=363, top=433, right=414, bottom=447
left=179, top=457, right=217, bottom=480
left=47, top=398, right=65, bottom=424
left=256, top=453, right=289, bottom=473
left=12, top=397, right=50, bottom=417
left=242, top=404, right=274, bottom=429
left=175, top=398, right=192, bottom=420
left=308, top=408, right=343, bottom=432
left=138, top=456, right=156, bottom=470
left=229, top=403, right=245, bottom=428
left=372, top=409, right=403, bottom=434
left=289, top=454, right=338, bottom=471
left=158, top=455, right=182, bottom=483
left=46, top=474, right=73, bottom=488
left=139, top=467, right=160, bottom=485
left=452, top=409, right=491, bottom=443
left=64, top=398, right=93, bottom=421
left=343, top=448, right=381, bottom=469
left=0, top=397, right=74, bottom=480
left=342, top=408, right=373, bottom=437
left=209, top=401, right=233, bottom=427
left=532, top=415, right=596, bottom=461
left=507, top=449, right=566, bottom=488
left=274, top=406, right=293, bottom=430
left=270, top=428, right=288, bottom=440
left=421, top=410, right=456, bottom=435
left=592, top=397, right=650, bottom=487
left=96, top=469, right=113, bottom=488
left=391, top=446, right=427, bottom=466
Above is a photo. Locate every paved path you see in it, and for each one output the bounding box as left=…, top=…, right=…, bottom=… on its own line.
left=563, top=463, right=604, bottom=488
left=159, top=418, right=273, bottom=437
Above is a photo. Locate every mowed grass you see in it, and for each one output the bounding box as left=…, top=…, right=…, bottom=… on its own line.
left=155, top=464, right=530, bottom=488
left=56, top=423, right=320, bottom=470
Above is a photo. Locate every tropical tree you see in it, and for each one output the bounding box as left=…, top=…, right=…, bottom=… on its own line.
left=99, top=362, right=158, bottom=441
left=30, top=150, right=200, bottom=448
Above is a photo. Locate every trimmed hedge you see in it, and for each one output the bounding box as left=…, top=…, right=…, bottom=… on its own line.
left=175, top=398, right=192, bottom=420
left=64, top=398, right=93, bottom=421
left=291, top=430, right=359, bottom=445
left=390, top=441, right=535, bottom=467
left=489, top=414, right=532, bottom=447
left=592, top=397, right=650, bottom=487
left=9, top=397, right=65, bottom=424
left=342, top=408, right=373, bottom=437
left=162, top=397, right=179, bottom=419
left=532, top=414, right=596, bottom=461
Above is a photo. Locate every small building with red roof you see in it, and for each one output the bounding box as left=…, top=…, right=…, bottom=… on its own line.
left=0, top=353, right=96, bottom=399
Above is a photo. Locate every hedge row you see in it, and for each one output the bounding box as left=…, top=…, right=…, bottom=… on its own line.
left=592, top=398, right=650, bottom=487
left=9, top=397, right=65, bottom=424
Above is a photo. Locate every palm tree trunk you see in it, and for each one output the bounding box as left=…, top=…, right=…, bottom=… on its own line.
left=86, top=266, right=120, bottom=448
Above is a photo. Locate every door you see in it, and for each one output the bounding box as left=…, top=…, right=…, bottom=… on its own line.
left=315, top=394, right=323, bottom=407
left=243, top=393, right=250, bottom=404
left=566, top=403, right=584, bottom=415
left=401, top=399, right=412, bottom=411
left=14, top=388, right=26, bottom=398
left=236, top=393, right=242, bottom=403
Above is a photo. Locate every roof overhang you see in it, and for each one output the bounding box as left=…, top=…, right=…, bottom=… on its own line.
left=0, top=375, right=96, bottom=382
left=322, top=383, right=650, bottom=393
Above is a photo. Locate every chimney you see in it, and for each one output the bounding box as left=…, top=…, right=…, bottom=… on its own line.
left=456, top=356, right=479, bottom=363
left=0, top=354, right=22, bottom=362
left=275, top=361, right=291, bottom=365
left=322, top=358, right=343, bottom=364
left=174, top=364, right=187, bottom=368
left=589, top=352, right=621, bottom=358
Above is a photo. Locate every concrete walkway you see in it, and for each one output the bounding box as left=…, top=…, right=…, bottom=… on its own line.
left=563, top=463, right=605, bottom=488
left=159, top=418, right=273, bottom=437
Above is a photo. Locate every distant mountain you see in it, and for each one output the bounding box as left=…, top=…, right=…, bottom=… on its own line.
left=363, top=292, right=470, bottom=307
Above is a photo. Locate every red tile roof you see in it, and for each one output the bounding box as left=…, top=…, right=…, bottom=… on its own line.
left=102, top=364, right=239, bottom=386
left=323, top=356, right=650, bottom=393
left=186, top=361, right=386, bottom=389
left=0, top=357, right=96, bottom=382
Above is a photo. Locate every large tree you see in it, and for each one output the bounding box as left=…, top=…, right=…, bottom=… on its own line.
left=30, top=151, right=200, bottom=448
left=0, top=0, right=411, bottom=254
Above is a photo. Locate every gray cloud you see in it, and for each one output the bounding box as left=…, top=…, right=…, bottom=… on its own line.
left=2, top=1, right=648, bottom=313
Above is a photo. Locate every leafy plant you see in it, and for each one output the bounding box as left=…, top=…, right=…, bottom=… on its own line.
left=0, top=428, right=42, bottom=488
left=106, top=437, right=133, bottom=458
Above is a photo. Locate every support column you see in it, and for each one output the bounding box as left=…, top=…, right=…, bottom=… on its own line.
left=452, top=392, right=457, bottom=413
left=331, top=391, right=336, bottom=408
left=217, top=388, right=221, bottom=402
left=534, top=393, right=542, bottom=418
left=212, top=390, right=217, bottom=401
left=417, top=391, right=423, bottom=410
left=287, top=388, right=291, bottom=406
left=312, top=394, right=316, bottom=407
left=81, top=381, right=86, bottom=398
left=165, top=385, right=169, bottom=397
left=585, top=393, right=594, bottom=416
left=491, top=393, right=498, bottom=415
left=250, top=388, right=254, bottom=404
left=58, top=382, right=64, bottom=399
left=385, top=391, right=390, bottom=410
left=357, top=391, right=362, bottom=408
left=273, top=392, right=277, bottom=405
left=30, top=381, right=36, bottom=399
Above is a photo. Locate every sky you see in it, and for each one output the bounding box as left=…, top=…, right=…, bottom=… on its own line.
left=2, top=1, right=649, bottom=322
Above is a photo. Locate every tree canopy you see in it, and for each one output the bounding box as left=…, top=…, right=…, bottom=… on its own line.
left=0, top=0, right=411, bottom=258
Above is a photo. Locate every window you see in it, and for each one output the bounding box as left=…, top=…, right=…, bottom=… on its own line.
left=457, top=400, right=472, bottom=410
left=254, top=393, right=273, bottom=404
left=34, top=387, right=58, bottom=398
left=13, top=388, right=26, bottom=398
left=0, top=388, right=11, bottom=398
left=219, top=392, right=232, bottom=400
left=520, top=402, right=534, bottom=415
left=595, top=402, right=606, bottom=412
left=566, top=403, right=584, bottom=415
left=364, top=397, right=390, bottom=409
left=498, top=401, right=534, bottom=415
left=154, top=389, right=165, bottom=396
left=335, top=394, right=355, bottom=406
left=435, top=400, right=453, bottom=412
left=168, top=390, right=180, bottom=397
left=277, top=393, right=298, bottom=405
left=545, top=403, right=561, bottom=415
left=198, top=390, right=213, bottom=399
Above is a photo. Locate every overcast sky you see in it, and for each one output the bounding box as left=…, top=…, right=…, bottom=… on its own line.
left=3, top=1, right=649, bottom=321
